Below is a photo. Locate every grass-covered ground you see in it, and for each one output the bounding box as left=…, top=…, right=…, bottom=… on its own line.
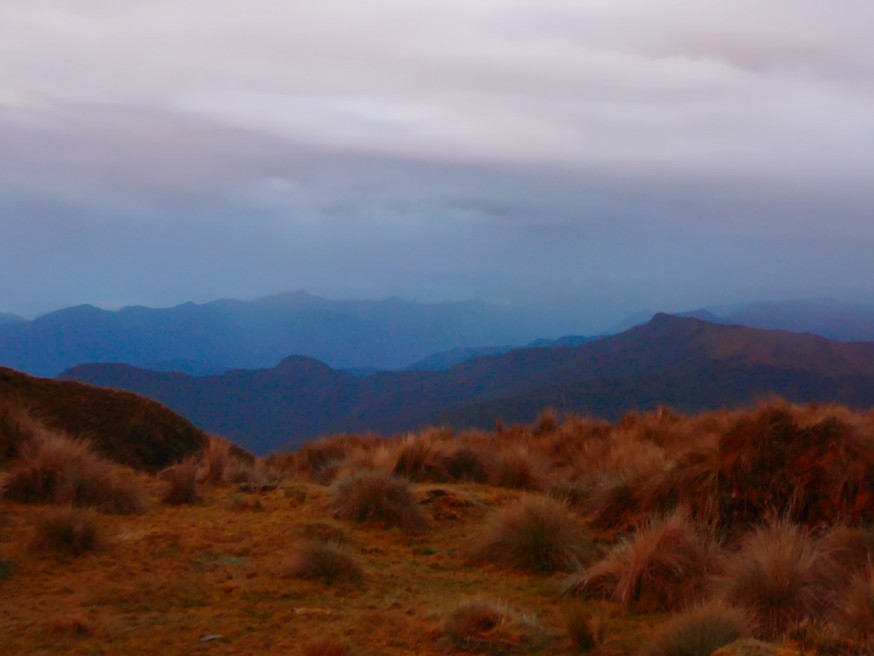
left=3, top=400, right=874, bottom=654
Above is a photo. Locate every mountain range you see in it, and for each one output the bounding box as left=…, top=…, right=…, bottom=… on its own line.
left=0, top=291, right=559, bottom=377
left=62, top=313, right=874, bottom=454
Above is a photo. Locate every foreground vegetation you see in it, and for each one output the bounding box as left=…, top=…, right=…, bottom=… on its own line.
left=3, top=398, right=874, bottom=654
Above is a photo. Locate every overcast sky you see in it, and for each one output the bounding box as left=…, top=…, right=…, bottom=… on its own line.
left=2, top=1, right=873, bottom=330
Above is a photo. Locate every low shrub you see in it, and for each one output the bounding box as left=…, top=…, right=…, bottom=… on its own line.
left=644, top=603, right=750, bottom=656
left=714, top=520, right=834, bottom=639
left=566, top=511, right=712, bottom=611
left=331, top=471, right=424, bottom=529
left=469, top=495, right=594, bottom=572
left=161, top=458, right=200, bottom=505
left=32, top=506, right=104, bottom=555
left=282, top=540, right=363, bottom=585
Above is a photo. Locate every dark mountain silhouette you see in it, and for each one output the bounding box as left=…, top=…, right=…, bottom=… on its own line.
left=0, top=291, right=556, bottom=376
left=0, top=313, right=23, bottom=326
left=0, top=367, right=207, bottom=471
left=62, top=314, right=874, bottom=454
left=144, top=359, right=230, bottom=376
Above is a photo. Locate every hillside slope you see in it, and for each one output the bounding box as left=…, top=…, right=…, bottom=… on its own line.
left=0, top=367, right=207, bottom=470
left=63, top=314, right=874, bottom=453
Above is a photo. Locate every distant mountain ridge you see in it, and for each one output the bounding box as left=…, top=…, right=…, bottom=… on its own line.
left=0, top=291, right=564, bottom=376
left=62, top=313, right=874, bottom=454
left=404, top=334, right=601, bottom=371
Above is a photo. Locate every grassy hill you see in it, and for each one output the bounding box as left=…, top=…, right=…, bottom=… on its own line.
left=0, top=367, right=207, bottom=471
left=3, top=400, right=874, bottom=654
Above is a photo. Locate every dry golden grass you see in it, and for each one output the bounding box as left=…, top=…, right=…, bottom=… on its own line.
left=3, top=431, right=148, bottom=514
left=160, top=458, right=199, bottom=505
left=31, top=506, right=104, bottom=555
left=10, top=400, right=874, bottom=654
left=469, top=495, right=594, bottom=572
left=331, top=471, right=425, bottom=529
left=833, top=568, right=874, bottom=639
left=443, top=599, right=542, bottom=653
left=567, top=511, right=714, bottom=611
left=644, top=603, right=750, bottom=656
left=301, top=637, right=349, bottom=656
left=714, top=520, right=835, bottom=639
left=281, top=539, right=363, bottom=586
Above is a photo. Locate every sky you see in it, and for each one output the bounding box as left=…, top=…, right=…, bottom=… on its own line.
left=2, top=1, right=874, bottom=331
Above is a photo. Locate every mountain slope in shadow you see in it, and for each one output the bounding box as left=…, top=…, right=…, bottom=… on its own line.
left=62, top=314, right=874, bottom=454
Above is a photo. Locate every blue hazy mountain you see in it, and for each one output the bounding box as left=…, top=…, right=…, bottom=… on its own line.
left=0, top=291, right=568, bottom=376
left=62, top=314, right=874, bottom=454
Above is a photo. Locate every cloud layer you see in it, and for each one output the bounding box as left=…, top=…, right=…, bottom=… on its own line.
left=2, top=1, right=873, bottom=326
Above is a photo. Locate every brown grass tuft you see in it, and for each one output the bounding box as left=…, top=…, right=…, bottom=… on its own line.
left=300, top=638, right=349, bottom=656
left=490, top=447, right=545, bottom=491
left=2, top=431, right=147, bottom=514
left=32, top=506, right=104, bottom=555
left=442, top=445, right=492, bottom=483
left=644, top=603, right=750, bottom=656
left=714, top=520, right=834, bottom=639
left=199, top=436, right=234, bottom=484
left=391, top=434, right=449, bottom=482
left=161, top=458, right=200, bottom=505
left=469, top=495, right=594, bottom=572
left=443, top=599, right=540, bottom=653
left=331, top=471, right=425, bottom=529
left=833, top=568, right=874, bottom=639
left=566, top=511, right=713, bottom=611
left=282, top=539, right=363, bottom=585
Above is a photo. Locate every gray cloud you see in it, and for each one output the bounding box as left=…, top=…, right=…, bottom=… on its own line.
left=1, top=1, right=873, bottom=325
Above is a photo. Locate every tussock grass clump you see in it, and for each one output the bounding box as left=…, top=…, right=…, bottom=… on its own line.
left=444, top=599, right=540, bottom=653
left=161, top=458, right=200, bottom=505
left=391, top=434, right=449, bottom=482
left=331, top=471, right=425, bottom=529
left=3, top=432, right=147, bottom=514
left=32, top=506, right=104, bottom=555
left=199, top=436, right=233, bottom=484
left=567, top=511, right=712, bottom=611
left=821, top=526, right=874, bottom=578
left=442, top=445, right=492, bottom=483
left=715, top=520, right=834, bottom=638
left=644, top=603, right=750, bottom=656
left=0, top=400, right=46, bottom=460
left=282, top=539, right=363, bottom=585
left=301, top=638, right=349, bottom=656
left=833, top=569, right=874, bottom=639
left=490, top=447, right=545, bottom=491
left=469, top=495, right=594, bottom=572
